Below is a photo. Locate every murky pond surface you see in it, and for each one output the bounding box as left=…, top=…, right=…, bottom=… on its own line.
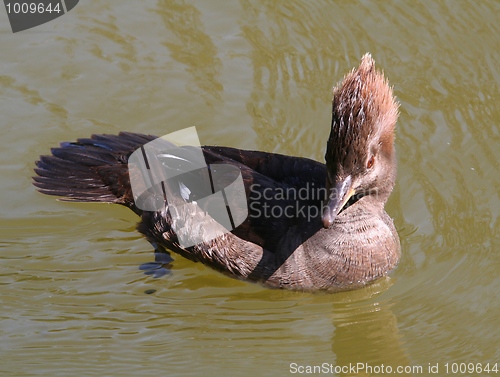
left=1, top=1, right=499, bottom=376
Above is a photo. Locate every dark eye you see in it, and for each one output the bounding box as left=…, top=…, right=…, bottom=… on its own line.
left=366, top=155, right=375, bottom=169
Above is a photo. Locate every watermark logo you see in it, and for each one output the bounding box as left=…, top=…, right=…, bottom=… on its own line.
left=128, top=127, right=248, bottom=248
left=4, top=0, right=79, bottom=33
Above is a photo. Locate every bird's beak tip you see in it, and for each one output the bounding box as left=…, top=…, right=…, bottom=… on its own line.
left=322, top=175, right=354, bottom=228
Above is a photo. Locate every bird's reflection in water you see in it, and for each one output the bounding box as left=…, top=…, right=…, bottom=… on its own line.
left=329, top=278, right=411, bottom=376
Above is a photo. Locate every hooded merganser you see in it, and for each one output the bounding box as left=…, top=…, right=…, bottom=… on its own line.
left=33, top=53, right=400, bottom=292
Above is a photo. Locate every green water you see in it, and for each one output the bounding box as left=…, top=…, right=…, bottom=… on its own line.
left=1, top=1, right=499, bottom=376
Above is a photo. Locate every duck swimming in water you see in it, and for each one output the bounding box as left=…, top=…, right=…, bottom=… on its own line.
left=33, top=53, right=400, bottom=292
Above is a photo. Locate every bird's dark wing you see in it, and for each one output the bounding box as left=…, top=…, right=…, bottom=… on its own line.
left=34, top=132, right=327, bottom=251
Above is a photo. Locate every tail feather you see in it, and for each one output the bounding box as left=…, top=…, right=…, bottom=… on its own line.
left=33, top=132, right=157, bottom=213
